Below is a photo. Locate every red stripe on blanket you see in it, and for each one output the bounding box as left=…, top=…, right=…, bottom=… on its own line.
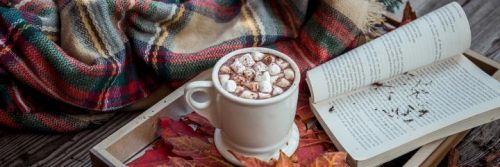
left=156, top=44, right=244, bottom=64
left=22, top=2, right=53, bottom=14
left=0, top=111, right=21, bottom=129
left=35, top=113, right=73, bottom=132
left=188, top=0, right=241, bottom=16
left=314, top=10, right=355, bottom=47
left=299, top=30, right=330, bottom=61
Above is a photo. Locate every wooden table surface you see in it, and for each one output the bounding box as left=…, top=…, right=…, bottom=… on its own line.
left=1, top=0, right=499, bottom=166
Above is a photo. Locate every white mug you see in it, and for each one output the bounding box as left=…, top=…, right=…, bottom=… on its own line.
left=185, top=47, right=300, bottom=165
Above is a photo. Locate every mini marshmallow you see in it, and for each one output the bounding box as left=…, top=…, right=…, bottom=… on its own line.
left=259, top=93, right=271, bottom=99
left=253, top=62, right=267, bottom=72
left=219, top=74, right=230, bottom=85
left=262, top=55, right=275, bottom=65
left=240, top=90, right=258, bottom=99
left=270, top=73, right=283, bottom=84
left=276, top=58, right=290, bottom=69
left=238, top=53, right=255, bottom=67
left=252, top=51, right=265, bottom=61
left=219, top=65, right=232, bottom=74
left=268, top=63, right=281, bottom=75
left=244, top=82, right=260, bottom=92
left=234, top=86, right=245, bottom=94
left=275, top=78, right=291, bottom=88
left=272, top=86, right=284, bottom=96
left=255, top=71, right=271, bottom=82
left=231, top=75, right=247, bottom=85
left=230, top=59, right=246, bottom=74
left=243, top=69, right=255, bottom=79
left=283, top=68, right=294, bottom=80
left=259, top=80, right=273, bottom=93
left=224, top=80, right=237, bottom=92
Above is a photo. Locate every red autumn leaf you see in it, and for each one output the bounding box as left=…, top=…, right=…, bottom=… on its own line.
left=165, top=136, right=233, bottom=167
left=162, top=157, right=196, bottom=167
left=299, top=138, right=332, bottom=148
left=296, top=120, right=326, bottom=143
left=231, top=149, right=348, bottom=167
left=292, top=136, right=334, bottom=164
left=133, top=94, right=351, bottom=167
left=296, top=102, right=315, bottom=122
left=316, top=131, right=331, bottom=141
left=295, top=119, right=308, bottom=136
left=229, top=136, right=342, bottom=167
left=128, top=141, right=172, bottom=167
left=182, top=113, right=216, bottom=136
left=192, top=150, right=234, bottom=167
left=230, top=150, right=275, bottom=167
left=307, top=152, right=348, bottom=167
left=296, top=95, right=314, bottom=117
left=301, top=129, right=327, bottom=139
left=293, top=143, right=326, bottom=163
left=159, top=117, right=205, bottom=139
left=165, top=136, right=211, bottom=157
left=401, top=2, right=417, bottom=25
left=184, top=112, right=211, bottom=127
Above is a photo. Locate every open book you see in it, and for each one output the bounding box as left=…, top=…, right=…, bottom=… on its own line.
left=305, top=2, right=500, bottom=167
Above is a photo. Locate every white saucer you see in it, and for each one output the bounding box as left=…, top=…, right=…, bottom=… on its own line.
left=214, top=123, right=300, bottom=166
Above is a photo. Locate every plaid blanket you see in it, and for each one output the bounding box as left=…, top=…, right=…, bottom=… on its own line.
left=0, top=0, right=367, bottom=132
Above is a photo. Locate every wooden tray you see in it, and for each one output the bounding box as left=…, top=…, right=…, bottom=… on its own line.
left=90, top=50, right=500, bottom=167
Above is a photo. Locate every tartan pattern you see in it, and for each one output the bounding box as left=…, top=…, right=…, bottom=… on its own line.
left=0, top=0, right=363, bottom=132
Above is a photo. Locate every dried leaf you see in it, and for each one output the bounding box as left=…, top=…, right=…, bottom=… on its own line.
left=275, top=151, right=299, bottom=167
left=299, top=138, right=332, bottom=148
left=316, top=132, right=331, bottom=141
left=230, top=150, right=275, bottom=167
left=294, top=142, right=326, bottom=163
left=308, top=152, right=348, bottom=167
left=128, top=141, right=172, bottom=167
left=165, top=136, right=211, bottom=157
left=230, top=149, right=346, bottom=167
left=133, top=97, right=351, bottom=167
left=162, top=157, right=197, bottom=167
left=165, top=136, right=233, bottom=167
left=296, top=103, right=315, bottom=122
left=159, top=117, right=204, bottom=139
left=184, top=113, right=211, bottom=127
left=182, top=113, right=216, bottom=136
left=401, top=2, right=417, bottom=25
left=193, top=150, right=234, bottom=167
left=447, top=148, right=459, bottom=167
left=294, top=109, right=338, bottom=164
left=296, top=119, right=307, bottom=131
left=160, top=117, right=203, bottom=139
left=296, top=97, right=315, bottom=122
left=302, top=129, right=326, bottom=139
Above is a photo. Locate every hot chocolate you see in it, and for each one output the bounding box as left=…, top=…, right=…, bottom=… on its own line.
left=218, top=51, right=295, bottom=99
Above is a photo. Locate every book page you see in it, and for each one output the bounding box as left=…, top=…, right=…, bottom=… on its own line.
left=311, top=55, right=500, bottom=161
left=307, top=2, right=471, bottom=103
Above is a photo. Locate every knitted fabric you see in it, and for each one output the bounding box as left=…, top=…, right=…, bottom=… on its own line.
left=0, top=0, right=363, bottom=132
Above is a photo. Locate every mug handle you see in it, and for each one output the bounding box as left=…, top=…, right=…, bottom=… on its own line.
left=185, top=81, right=221, bottom=128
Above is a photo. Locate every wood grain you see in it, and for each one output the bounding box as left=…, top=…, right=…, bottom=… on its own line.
left=0, top=0, right=499, bottom=167
left=0, top=112, right=139, bottom=167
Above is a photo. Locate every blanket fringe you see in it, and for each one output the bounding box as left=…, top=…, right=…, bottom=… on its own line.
left=365, top=0, right=387, bottom=35
left=330, top=0, right=386, bottom=35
